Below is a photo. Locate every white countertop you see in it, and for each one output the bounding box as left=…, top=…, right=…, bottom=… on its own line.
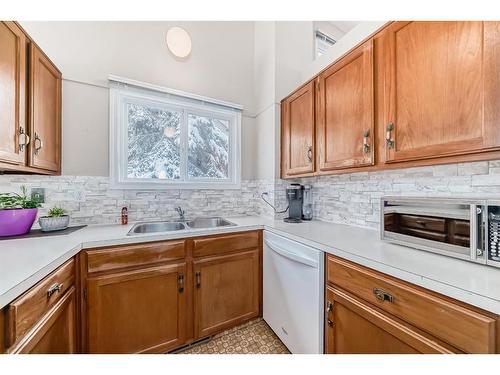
left=1, top=216, right=500, bottom=314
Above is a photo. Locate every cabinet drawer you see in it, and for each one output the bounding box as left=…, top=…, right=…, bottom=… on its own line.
left=326, top=255, right=497, bottom=353
left=85, top=240, right=186, bottom=274
left=193, top=231, right=260, bottom=258
left=398, top=214, right=446, bottom=232
left=6, top=258, right=75, bottom=346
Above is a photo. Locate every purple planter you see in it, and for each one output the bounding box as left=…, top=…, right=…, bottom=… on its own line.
left=0, top=208, right=38, bottom=237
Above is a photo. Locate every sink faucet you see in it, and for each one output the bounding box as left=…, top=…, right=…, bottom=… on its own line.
left=175, top=206, right=186, bottom=221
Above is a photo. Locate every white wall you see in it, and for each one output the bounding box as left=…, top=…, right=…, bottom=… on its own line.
left=275, top=21, right=314, bottom=101
left=20, top=21, right=257, bottom=179
left=253, top=22, right=278, bottom=180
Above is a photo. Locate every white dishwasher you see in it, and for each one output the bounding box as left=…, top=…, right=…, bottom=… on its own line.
left=263, top=230, right=324, bottom=354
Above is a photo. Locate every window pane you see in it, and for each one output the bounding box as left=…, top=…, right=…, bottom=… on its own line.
left=127, top=103, right=181, bottom=179
left=188, top=114, right=229, bottom=179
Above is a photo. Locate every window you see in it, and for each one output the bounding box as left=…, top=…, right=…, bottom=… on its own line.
left=110, top=77, right=241, bottom=189
left=315, top=30, right=336, bottom=58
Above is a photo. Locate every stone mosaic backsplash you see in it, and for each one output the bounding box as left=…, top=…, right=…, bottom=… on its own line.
left=2, top=160, right=500, bottom=230
left=0, top=176, right=273, bottom=227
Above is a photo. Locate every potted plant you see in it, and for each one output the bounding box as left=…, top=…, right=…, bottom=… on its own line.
left=0, top=186, right=41, bottom=237
left=38, top=206, right=70, bottom=232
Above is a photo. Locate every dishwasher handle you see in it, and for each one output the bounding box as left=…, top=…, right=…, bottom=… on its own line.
left=265, top=238, right=319, bottom=268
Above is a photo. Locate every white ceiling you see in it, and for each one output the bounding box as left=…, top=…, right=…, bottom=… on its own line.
left=328, top=21, right=360, bottom=34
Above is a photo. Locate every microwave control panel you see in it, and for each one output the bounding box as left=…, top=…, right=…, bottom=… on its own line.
left=488, top=205, right=500, bottom=263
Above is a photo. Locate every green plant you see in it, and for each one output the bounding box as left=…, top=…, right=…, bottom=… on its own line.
left=48, top=206, right=66, bottom=217
left=0, top=186, right=42, bottom=210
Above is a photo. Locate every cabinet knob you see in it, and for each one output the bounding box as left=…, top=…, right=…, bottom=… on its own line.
left=18, top=126, right=30, bottom=152
left=34, top=132, right=43, bottom=155
left=385, top=123, right=395, bottom=149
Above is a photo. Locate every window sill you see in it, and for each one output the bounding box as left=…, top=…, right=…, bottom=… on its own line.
left=109, top=180, right=242, bottom=190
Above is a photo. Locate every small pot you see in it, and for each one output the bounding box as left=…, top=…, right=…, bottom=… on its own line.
left=38, top=215, right=70, bottom=232
left=0, top=208, right=38, bottom=237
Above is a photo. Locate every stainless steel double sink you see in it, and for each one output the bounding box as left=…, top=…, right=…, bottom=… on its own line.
left=127, top=217, right=236, bottom=236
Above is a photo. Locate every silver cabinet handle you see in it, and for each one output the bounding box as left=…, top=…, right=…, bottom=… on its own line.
left=373, top=287, right=394, bottom=303
left=385, top=123, right=395, bottom=149
left=18, top=126, right=30, bottom=152
left=307, top=146, right=313, bottom=162
left=363, top=129, right=371, bottom=154
left=34, top=132, right=43, bottom=155
left=47, top=283, right=63, bottom=298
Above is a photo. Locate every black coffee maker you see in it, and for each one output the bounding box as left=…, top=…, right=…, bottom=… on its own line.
left=284, top=184, right=304, bottom=223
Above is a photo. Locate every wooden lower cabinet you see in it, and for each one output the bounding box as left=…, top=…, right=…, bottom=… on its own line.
left=325, top=255, right=500, bottom=354
left=13, top=288, right=76, bottom=354
left=86, top=263, right=187, bottom=354
left=80, top=231, right=263, bottom=354
left=0, top=308, right=5, bottom=353
left=9, top=287, right=77, bottom=354
left=3, top=258, right=77, bottom=354
left=193, top=249, right=260, bottom=338
left=325, top=286, right=455, bottom=354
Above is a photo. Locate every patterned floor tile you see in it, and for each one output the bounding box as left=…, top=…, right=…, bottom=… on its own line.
left=178, top=318, right=290, bottom=354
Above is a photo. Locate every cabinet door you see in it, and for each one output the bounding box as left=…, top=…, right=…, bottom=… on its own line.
left=10, top=287, right=77, bottom=354
left=281, top=81, right=316, bottom=177
left=194, top=249, right=260, bottom=338
left=86, top=263, right=187, bottom=354
left=0, top=22, right=27, bottom=166
left=317, top=40, right=374, bottom=171
left=383, top=21, right=500, bottom=162
left=325, top=286, right=455, bottom=354
left=29, top=43, right=61, bottom=172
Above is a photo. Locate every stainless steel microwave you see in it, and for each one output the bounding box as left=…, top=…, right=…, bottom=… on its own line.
left=381, top=197, right=500, bottom=268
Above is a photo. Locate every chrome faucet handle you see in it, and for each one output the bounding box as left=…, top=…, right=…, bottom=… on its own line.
left=175, top=206, right=185, bottom=220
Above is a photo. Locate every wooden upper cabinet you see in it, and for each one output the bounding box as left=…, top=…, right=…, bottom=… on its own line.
left=383, top=21, right=500, bottom=163
left=281, top=80, right=316, bottom=177
left=0, top=21, right=27, bottom=166
left=193, top=249, right=260, bottom=339
left=86, top=263, right=187, bottom=354
left=317, top=40, right=374, bottom=171
left=29, top=43, right=61, bottom=172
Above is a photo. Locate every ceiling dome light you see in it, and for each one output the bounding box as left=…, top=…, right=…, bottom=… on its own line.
left=166, top=27, right=192, bottom=59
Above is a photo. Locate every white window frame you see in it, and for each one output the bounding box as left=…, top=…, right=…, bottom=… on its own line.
left=109, top=76, right=242, bottom=190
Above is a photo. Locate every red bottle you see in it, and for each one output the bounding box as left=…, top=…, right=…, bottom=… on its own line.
left=121, top=207, right=128, bottom=225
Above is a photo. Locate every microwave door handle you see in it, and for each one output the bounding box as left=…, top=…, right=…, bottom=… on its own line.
left=471, top=204, right=478, bottom=261
left=470, top=205, right=485, bottom=261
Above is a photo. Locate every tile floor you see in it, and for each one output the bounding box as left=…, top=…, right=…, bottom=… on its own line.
left=178, top=318, right=290, bottom=354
